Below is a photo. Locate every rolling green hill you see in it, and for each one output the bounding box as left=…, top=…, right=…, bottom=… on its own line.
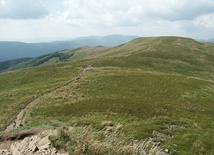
left=0, top=35, right=138, bottom=62
left=0, top=36, right=213, bottom=154
left=0, top=46, right=110, bottom=72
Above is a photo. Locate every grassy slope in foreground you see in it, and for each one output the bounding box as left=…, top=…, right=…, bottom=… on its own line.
left=0, top=61, right=90, bottom=130
left=29, top=67, right=214, bottom=154
left=0, top=36, right=214, bottom=154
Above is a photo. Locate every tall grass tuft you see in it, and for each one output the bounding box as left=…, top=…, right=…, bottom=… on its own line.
left=49, top=122, right=167, bottom=155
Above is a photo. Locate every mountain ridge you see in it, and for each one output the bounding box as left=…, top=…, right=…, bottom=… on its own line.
left=1, top=36, right=214, bottom=81
left=0, top=35, right=138, bottom=62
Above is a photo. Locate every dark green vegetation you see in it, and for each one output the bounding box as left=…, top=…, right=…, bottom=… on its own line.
left=0, top=37, right=214, bottom=154
left=0, top=51, right=72, bottom=72
left=0, top=57, right=32, bottom=71
left=0, top=46, right=110, bottom=72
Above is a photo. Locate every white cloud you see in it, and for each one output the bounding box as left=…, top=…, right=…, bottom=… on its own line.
left=144, top=0, right=214, bottom=20
left=0, top=0, right=214, bottom=41
left=59, top=0, right=214, bottom=27
left=0, top=0, right=6, bottom=6
left=0, top=0, right=48, bottom=19
left=194, top=13, right=214, bottom=28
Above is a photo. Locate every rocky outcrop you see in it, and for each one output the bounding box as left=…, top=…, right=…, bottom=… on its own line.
left=0, top=129, right=68, bottom=155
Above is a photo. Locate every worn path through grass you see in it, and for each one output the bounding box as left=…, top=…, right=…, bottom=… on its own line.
left=4, top=64, right=91, bottom=132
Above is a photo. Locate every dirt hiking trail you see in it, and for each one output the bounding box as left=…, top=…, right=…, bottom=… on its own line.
left=5, top=65, right=90, bottom=132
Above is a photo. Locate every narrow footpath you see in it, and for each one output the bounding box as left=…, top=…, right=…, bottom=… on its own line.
left=5, top=65, right=90, bottom=132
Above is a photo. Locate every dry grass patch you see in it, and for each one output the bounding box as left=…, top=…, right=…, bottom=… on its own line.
left=49, top=122, right=168, bottom=155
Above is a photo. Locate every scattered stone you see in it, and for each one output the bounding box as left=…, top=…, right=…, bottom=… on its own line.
left=164, top=148, right=170, bottom=154
left=152, top=130, right=171, bottom=141
left=0, top=149, right=12, bottom=155
left=164, top=124, right=185, bottom=132
left=32, top=146, right=39, bottom=153
left=1, top=129, right=68, bottom=155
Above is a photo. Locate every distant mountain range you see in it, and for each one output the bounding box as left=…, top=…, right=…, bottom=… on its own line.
left=197, top=38, right=214, bottom=43
left=0, top=35, right=138, bottom=62
left=206, top=38, right=214, bottom=43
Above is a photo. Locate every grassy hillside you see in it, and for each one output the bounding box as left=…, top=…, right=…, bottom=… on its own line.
left=0, top=50, right=73, bottom=72
left=0, top=58, right=32, bottom=71
left=65, top=46, right=110, bottom=61
left=0, top=36, right=213, bottom=154
left=0, top=46, right=110, bottom=72
left=0, top=35, right=138, bottom=62
left=93, top=37, right=214, bottom=80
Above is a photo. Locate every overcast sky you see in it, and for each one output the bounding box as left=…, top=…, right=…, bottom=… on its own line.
left=0, top=0, right=214, bottom=42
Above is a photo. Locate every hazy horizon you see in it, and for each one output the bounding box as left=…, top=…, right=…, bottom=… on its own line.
left=0, top=34, right=140, bottom=43
left=0, top=34, right=214, bottom=44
